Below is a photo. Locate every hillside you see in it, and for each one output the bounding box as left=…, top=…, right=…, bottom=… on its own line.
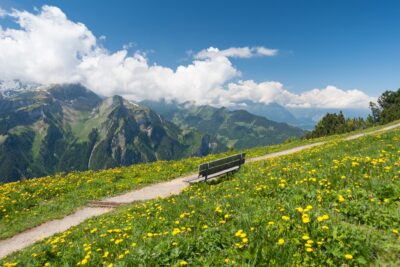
left=229, top=101, right=316, bottom=129
left=0, top=84, right=307, bottom=183
left=1, top=124, right=399, bottom=266
left=142, top=100, right=306, bottom=150
left=0, top=84, right=210, bottom=182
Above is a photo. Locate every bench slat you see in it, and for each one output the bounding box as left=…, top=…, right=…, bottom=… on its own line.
left=208, top=154, right=243, bottom=168
left=198, top=153, right=245, bottom=179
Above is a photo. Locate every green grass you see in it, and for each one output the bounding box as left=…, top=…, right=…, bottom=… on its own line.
left=0, top=120, right=398, bottom=242
left=2, top=125, right=399, bottom=266
left=0, top=135, right=7, bottom=145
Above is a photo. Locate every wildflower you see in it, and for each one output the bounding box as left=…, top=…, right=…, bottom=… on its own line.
left=345, top=254, right=353, bottom=260
left=277, top=238, right=285, bottom=245
left=317, top=214, right=329, bottom=222
left=302, top=235, right=310, bottom=240
left=103, top=251, right=109, bottom=258
left=302, top=214, right=310, bottom=224
left=114, top=239, right=123, bottom=245
left=172, top=228, right=181, bottom=235
left=306, top=247, right=314, bottom=252
left=268, top=221, right=275, bottom=225
left=392, top=229, right=399, bottom=235
left=282, top=215, right=290, bottom=221
left=295, top=207, right=304, bottom=213
left=338, top=195, right=345, bottom=202
left=179, top=260, right=188, bottom=266
left=202, top=225, right=208, bottom=229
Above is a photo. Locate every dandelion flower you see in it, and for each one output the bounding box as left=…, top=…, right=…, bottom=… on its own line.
left=345, top=254, right=353, bottom=260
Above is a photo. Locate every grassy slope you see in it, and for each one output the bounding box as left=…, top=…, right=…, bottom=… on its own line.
left=0, top=120, right=398, bottom=241
left=2, top=125, right=399, bottom=266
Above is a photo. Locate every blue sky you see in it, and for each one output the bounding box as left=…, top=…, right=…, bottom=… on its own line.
left=0, top=0, right=399, bottom=108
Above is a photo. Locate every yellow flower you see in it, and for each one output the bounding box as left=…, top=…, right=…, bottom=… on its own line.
left=295, top=207, right=304, bottom=213
left=345, top=254, right=353, bottom=260
left=114, top=239, right=123, bottom=245
left=302, top=235, right=310, bottom=240
left=242, top=237, right=249, bottom=243
left=102, top=251, right=109, bottom=258
left=4, top=263, right=18, bottom=267
left=277, top=238, right=285, bottom=245
left=306, top=247, right=314, bottom=252
left=179, top=260, right=188, bottom=266
left=317, top=214, right=329, bottom=222
left=302, top=214, right=310, bottom=224
left=282, top=215, right=290, bottom=221
left=338, top=195, right=345, bottom=202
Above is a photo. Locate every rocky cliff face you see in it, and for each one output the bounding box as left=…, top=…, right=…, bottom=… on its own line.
left=0, top=84, right=204, bottom=182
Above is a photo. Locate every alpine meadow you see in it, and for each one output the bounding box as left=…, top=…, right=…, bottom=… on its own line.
left=0, top=1, right=400, bottom=266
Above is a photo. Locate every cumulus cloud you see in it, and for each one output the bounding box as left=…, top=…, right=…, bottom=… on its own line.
left=195, top=46, right=278, bottom=59
left=0, top=5, right=374, bottom=109
left=224, top=81, right=375, bottom=109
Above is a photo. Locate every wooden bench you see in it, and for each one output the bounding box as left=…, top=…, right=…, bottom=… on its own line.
left=187, top=153, right=246, bottom=183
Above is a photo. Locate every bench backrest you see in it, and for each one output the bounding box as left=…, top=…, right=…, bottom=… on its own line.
left=198, top=153, right=246, bottom=178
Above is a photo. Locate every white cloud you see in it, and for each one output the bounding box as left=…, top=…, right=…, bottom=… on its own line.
left=195, top=46, right=278, bottom=59
left=0, top=5, right=374, bottom=110
left=225, top=81, right=375, bottom=109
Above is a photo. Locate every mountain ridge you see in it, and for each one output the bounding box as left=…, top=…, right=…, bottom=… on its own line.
left=0, top=84, right=305, bottom=182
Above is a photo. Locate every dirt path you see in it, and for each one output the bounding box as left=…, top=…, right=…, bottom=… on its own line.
left=1, top=122, right=400, bottom=259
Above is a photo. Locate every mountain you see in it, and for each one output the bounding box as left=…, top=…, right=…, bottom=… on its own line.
left=141, top=100, right=306, bottom=150
left=0, top=84, right=208, bottom=183
left=0, top=84, right=307, bottom=183
left=228, top=101, right=315, bottom=129
left=287, top=107, right=371, bottom=123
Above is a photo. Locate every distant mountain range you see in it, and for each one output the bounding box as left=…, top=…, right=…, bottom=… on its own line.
left=228, top=101, right=316, bottom=129
left=142, top=100, right=306, bottom=150
left=0, top=84, right=305, bottom=182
